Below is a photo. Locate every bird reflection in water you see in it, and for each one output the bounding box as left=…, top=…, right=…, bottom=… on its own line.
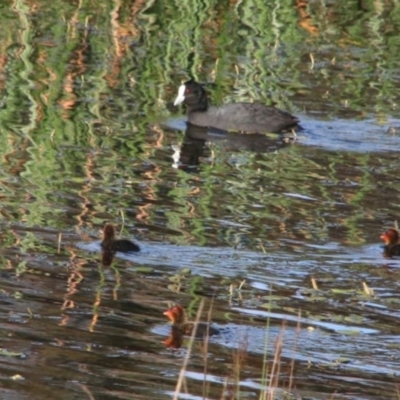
left=171, top=123, right=291, bottom=172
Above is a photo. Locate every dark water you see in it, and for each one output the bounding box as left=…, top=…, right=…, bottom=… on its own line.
left=1, top=1, right=400, bottom=399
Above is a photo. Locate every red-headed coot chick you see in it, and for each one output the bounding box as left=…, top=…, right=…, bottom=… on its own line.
left=174, top=80, right=300, bottom=134
left=380, top=228, right=400, bottom=257
left=101, top=224, right=140, bottom=253
left=163, top=304, right=219, bottom=338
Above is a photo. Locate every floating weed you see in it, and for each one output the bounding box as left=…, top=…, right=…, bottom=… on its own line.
left=384, top=297, right=400, bottom=304
left=387, top=343, right=400, bottom=350
left=362, top=281, right=375, bottom=296
left=311, top=277, right=318, bottom=290
left=180, top=268, right=192, bottom=276
left=13, top=291, right=23, bottom=300
left=344, top=314, right=366, bottom=324
left=11, top=374, right=24, bottom=381
left=330, top=288, right=357, bottom=295
left=228, top=279, right=246, bottom=303
left=0, top=349, right=25, bottom=358
left=299, top=288, right=328, bottom=302
left=258, top=292, right=295, bottom=311
left=15, top=261, right=28, bottom=277
left=328, top=313, right=366, bottom=324
left=355, top=282, right=376, bottom=301
left=169, top=268, right=192, bottom=282
left=212, top=278, right=252, bottom=305
left=134, top=266, right=154, bottom=273
left=337, top=329, right=362, bottom=335
left=259, top=295, right=288, bottom=302
left=168, top=268, right=193, bottom=293
left=298, top=277, right=331, bottom=301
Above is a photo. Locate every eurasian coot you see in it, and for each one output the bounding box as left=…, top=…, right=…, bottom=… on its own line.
left=174, top=80, right=300, bottom=134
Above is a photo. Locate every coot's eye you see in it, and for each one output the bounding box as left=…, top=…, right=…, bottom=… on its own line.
left=185, top=88, right=191, bottom=94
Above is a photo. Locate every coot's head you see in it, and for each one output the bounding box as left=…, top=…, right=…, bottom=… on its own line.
left=380, top=228, right=399, bottom=245
left=163, top=304, right=186, bottom=324
left=103, top=224, right=116, bottom=240
left=174, top=80, right=208, bottom=112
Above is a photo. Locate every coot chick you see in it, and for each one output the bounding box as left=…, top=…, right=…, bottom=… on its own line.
left=174, top=80, right=300, bottom=134
left=163, top=304, right=219, bottom=337
left=380, top=228, right=400, bottom=257
left=101, top=224, right=140, bottom=253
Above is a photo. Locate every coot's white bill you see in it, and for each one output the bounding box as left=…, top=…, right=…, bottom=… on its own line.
left=174, top=84, right=186, bottom=106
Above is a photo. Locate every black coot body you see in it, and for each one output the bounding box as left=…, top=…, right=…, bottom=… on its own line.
left=174, top=80, right=299, bottom=134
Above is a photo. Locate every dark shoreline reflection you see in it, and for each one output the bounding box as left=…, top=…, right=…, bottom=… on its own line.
left=171, top=123, right=291, bottom=171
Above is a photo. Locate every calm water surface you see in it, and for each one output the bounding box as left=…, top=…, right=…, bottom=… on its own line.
left=1, top=1, right=400, bottom=399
